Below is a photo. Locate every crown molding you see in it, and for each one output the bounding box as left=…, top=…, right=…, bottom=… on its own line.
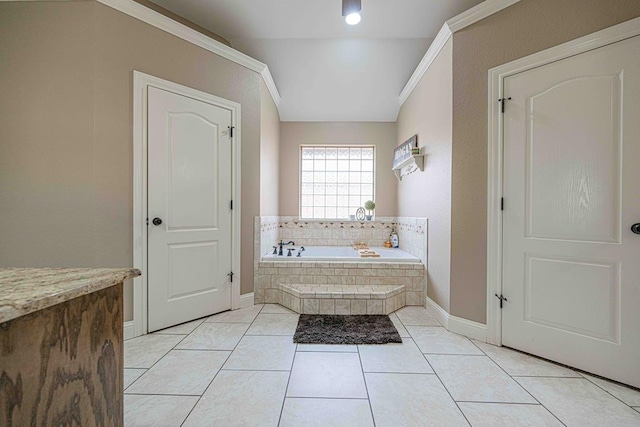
left=398, top=0, right=521, bottom=107
left=96, top=0, right=281, bottom=107
left=398, top=24, right=452, bottom=106
left=446, top=0, right=521, bottom=33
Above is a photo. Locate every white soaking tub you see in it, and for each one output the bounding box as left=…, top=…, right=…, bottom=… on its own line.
left=262, top=246, right=419, bottom=263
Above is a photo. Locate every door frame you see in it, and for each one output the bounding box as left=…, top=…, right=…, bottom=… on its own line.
left=132, top=71, right=242, bottom=338
left=486, top=18, right=640, bottom=346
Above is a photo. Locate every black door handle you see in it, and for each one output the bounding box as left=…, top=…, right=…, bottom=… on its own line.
left=152, top=217, right=163, bottom=226
left=632, top=223, right=640, bottom=235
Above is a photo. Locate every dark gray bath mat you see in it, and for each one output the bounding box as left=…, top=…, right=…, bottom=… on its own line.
left=293, top=315, right=402, bottom=345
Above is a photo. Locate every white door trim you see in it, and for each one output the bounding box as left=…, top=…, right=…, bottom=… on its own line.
left=486, top=17, right=640, bottom=346
left=132, top=71, right=242, bottom=338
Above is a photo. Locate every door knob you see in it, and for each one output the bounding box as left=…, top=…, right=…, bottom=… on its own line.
left=632, top=223, right=640, bottom=235
left=152, top=217, right=163, bottom=226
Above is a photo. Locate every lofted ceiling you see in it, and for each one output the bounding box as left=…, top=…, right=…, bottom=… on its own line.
left=149, top=0, right=484, bottom=121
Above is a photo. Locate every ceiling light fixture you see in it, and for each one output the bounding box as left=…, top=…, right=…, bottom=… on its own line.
left=342, top=0, right=362, bottom=25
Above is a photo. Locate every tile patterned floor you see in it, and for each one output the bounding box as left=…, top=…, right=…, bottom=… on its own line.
left=124, top=305, right=640, bottom=426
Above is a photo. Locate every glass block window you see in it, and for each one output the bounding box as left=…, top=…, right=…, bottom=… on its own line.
left=300, top=146, right=375, bottom=219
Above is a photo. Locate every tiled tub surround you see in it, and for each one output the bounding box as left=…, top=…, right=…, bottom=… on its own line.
left=278, top=283, right=406, bottom=315
left=255, top=260, right=425, bottom=313
left=256, top=216, right=427, bottom=261
left=254, top=216, right=428, bottom=313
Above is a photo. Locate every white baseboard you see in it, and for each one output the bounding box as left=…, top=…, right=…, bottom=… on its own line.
left=426, top=297, right=487, bottom=342
left=240, top=292, right=254, bottom=308
left=426, top=297, right=450, bottom=328
left=124, top=320, right=136, bottom=341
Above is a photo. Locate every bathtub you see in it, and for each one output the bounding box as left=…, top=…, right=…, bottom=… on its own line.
left=262, top=246, right=419, bottom=263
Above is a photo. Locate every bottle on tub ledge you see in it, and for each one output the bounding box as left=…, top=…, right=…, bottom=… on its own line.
left=389, top=228, right=399, bottom=248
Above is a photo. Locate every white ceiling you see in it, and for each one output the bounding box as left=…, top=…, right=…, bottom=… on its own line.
left=149, top=0, right=484, bottom=121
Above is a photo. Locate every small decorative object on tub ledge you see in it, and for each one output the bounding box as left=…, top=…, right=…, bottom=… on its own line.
left=393, top=134, right=425, bottom=181
left=364, top=200, right=375, bottom=220
left=358, top=249, right=380, bottom=258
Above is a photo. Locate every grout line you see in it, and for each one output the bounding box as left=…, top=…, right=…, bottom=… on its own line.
left=455, top=401, right=543, bottom=405
left=277, top=337, right=298, bottom=425
left=577, top=374, right=640, bottom=410
left=220, top=368, right=292, bottom=372
left=124, top=333, right=190, bottom=388
left=124, top=392, right=202, bottom=397
left=469, top=340, right=567, bottom=427
left=362, top=371, right=436, bottom=375
left=281, top=396, right=371, bottom=401
left=123, top=368, right=148, bottom=393
left=179, top=307, right=265, bottom=426
left=511, top=375, right=583, bottom=379
left=397, top=309, right=471, bottom=426
left=423, top=353, right=486, bottom=356
left=357, top=343, right=377, bottom=427
left=420, top=346, right=471, bottom=426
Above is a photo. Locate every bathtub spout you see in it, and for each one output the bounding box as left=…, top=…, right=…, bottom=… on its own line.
left=278, top=240, right=296, bottom=256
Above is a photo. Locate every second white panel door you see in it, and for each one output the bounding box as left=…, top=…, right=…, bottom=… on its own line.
left=148, top=86, right=232, bottom=333
left=502, top=35, right=640, bottom=388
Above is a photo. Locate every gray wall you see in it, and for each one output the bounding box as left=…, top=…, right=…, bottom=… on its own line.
left=260, top=81, right=281, bottom=216
left=396, top=39, right=453, bottom=312
left=279, top=122, right=398, bottom=217
left=0, top=1, right=264, bottom=320
left=450, top=0, right=640, bottom=323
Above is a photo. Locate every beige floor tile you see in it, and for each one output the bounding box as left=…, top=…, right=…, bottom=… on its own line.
left=458, top=402, right=562, bottom=426
left=246, top=313, right=300, bottom=336
left=124, top=394, right=198, bottom=427
left=262, top=303, right=296, bottom=314
left=182, top=370, right=289, bottom=427
left=428, top=355, right=536, bottom=403
left=395, top=306, right=440, bottom=326
left=472, top=340, right=579, bottom=377
left=359, top=338, right=433, bottom=373
left=126, top=350, right=229, bottom=395
left=124, top=334, right=185, bottom=368
left=223, top=335, right=296, bottom=370
left=124, top=368, right=146, bottom=390
left=153, top=318, right=206, bottom=335
left=366, top=373, right=468, bottom=427
left=287, top=352, right=367, bottom=398
left=582, top=373, right=640, bottom=406
left=296, top=344, right=357, bottom=352
left=516, top=377, right=640, bottom=426
left=206, top=304, right=264, bottom=323
left=175, top=322, right=249, bottom=350
left=280, top=398, right=374, bottom=427
left=389, top=313, right=410, bottom=337
left=408, top=326, right=483, bottom=355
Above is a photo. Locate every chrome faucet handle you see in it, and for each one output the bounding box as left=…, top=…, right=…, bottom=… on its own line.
left=287, top=248, right=295, bottom=257
left=272, top=246, right=278, bottom=255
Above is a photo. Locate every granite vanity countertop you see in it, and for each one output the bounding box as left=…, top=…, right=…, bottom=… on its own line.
left=0, top=268, right=140, bottom=323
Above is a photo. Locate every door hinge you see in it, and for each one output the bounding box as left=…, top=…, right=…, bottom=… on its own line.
left=146, top=218, right=149, bottom=225
left=230, top=200, right=233, bottom=210
left=495, top=294, right=508, bottom=309
left=228, top=126, right=235, bottom=138
left=501, top=197, right=504, bottom=211
left=498, top=97, right=512, bottom=113
left=227, top=271, right=234, bottom=283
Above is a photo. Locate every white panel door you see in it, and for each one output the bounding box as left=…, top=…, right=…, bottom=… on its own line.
left=148, top=86, right=232, bottom=332
left=502, top=36, right=640, bottom=387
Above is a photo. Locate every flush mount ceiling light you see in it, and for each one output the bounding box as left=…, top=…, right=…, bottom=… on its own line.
left=342, top=0, right=362, bottom=25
